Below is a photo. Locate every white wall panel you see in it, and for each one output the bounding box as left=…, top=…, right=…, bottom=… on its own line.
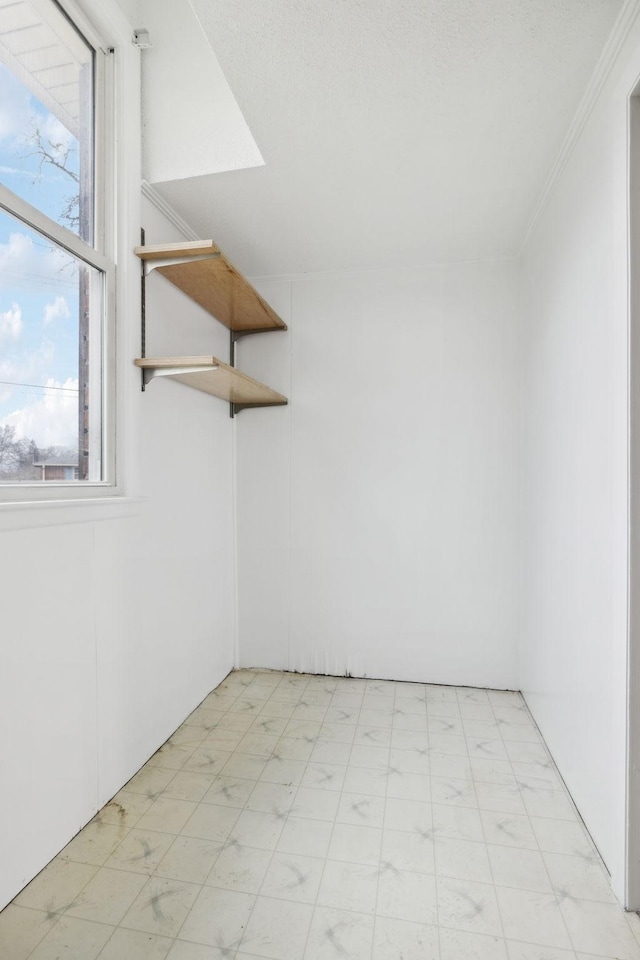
left=0, top=194, right=236, bottom=910
left=0, top=524, right=98, bottom=908
left=237, top=261, right=520, bottom=689
left=95, top=195, right=237, bottom=806
left=519, top=19, right=640, bottom=901
left=235, top=280, right=292, bottom=670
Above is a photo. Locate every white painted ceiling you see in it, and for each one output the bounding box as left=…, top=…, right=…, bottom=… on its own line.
left=148, top=0, right=623, bottom=276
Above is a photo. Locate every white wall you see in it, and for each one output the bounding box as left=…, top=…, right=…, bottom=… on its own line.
left=140, top=0, right=264, bottom=183
left=236, top=260, right=520, bottom=689
left=0, top=194, right=236, bottom=911
left=518, top=18, right=640, bottom=901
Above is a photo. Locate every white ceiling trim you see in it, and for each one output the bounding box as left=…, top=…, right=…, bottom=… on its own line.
left=141, top=180, right=520, bottom=284
left=245, top=255, right=519, bottom=286
left=521, top=0, right=640, bottom=253
left=141, top=179, right=199, bottom=241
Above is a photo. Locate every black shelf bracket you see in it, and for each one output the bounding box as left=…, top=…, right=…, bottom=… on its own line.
left=229, top=327, right=288, bottom=418
left=232, top=325, right=287, bottom=341
left=140, top=227, right=146, bottom=391
left=139, top=245, right=286, bottom=414
left=232, top=400, right=288, bottom=416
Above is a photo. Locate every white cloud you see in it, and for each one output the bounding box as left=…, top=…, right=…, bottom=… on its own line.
left=0, top=230, right=78, bottom=296
left=0, top=64, right=31, bottom=145
left=0, top=164, right=32, bottom=179
left=0, top=64, right=74, bottom=150
left=40, top=112, right=75, bottom=156
left=0, top=338, right=55, bottom=382
left=43, top=296, right=70, bottom=325
left=0, top=303, right=22, bottom=343
left=0, top=339, right=57, bottom=409
left=1, top=377, right=78, bottom=447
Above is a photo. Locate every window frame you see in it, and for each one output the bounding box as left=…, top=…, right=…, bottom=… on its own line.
left=0, top=0, right=118, bottom=502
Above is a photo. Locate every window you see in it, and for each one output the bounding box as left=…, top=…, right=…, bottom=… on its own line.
left=0, top=0, right=113, bottom=491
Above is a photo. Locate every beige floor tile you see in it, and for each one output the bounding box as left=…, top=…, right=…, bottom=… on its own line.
left=2, top=671, right=637, bottom=960
left=146, top=742, right=197, bottom=771
left=240, top=895, right=313, bottom=959
left=487, top=845, right=552, bottom=894
left=435, top=837, right=493, bottom=883
left=126, top=766, right=178, bottom=799
left=206, top=842, right=272, bottom=893
left=201, top=776, right=255, bottom=807
left=59, top=821, right=129, bottom=866
left=0, top=905, right=58, bottom=960
left=260, top=852, right=324, bottom=903
left=155, top=835, right=223, bottom=884
left=377, top=868, right=437, bottom=925
left=98, top=927, right=173, bottom=960
left=306, top=906, right=375, bottom=960
left=381, top=829, right=435, bottom=874
left=372, top=915, right=438, bottom=960
left=292, top=787, right=341, bottom=822
left=560, top=899, right=640, bottom=959
left=543, top=851, right=616, bottom=903
left=29, top=916, right=113, bottom=960
left=496, top=887, right=571, bottom=950
left=506, top=943, right=576, bottom=960
left=166, top=939, right=224, bottom=959
left=317, top=861, right=378, bottom=914
left=120, top=876, right=201, bottom=938
left=228, top=810, right=285, bottom=850
left=440, top=927, right=508, bottom=960
left=177, top=886, right=255, bottom=949
left=245, top=781, right=297, bottom=815
left=14, top=859, right=97, bottom=912
left=99, top=791, right=155, bottom=829
left=277, top=816, right=333, bottom=858
left=161, top=772, right=216, bottom=803
left=65, top=867, right=148, bottom=924
left=336, top=792, right=385, bottom=827
left=105, top=828, right=175, bottom=875
left=180, top=803, right=240, bottom=842
left=437, top=876, right=502, bottom=938
left=135, top=798, right=198, bottom=835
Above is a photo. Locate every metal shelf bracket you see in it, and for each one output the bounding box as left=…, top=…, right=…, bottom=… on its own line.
left=141, top=363, right=219, bottom=388
left=142, top=252, right=222, bottom=276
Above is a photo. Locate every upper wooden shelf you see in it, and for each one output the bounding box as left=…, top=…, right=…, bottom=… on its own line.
left=134, top=355, right=288, bottom=411
left=134, top=240, right=287, bottom=334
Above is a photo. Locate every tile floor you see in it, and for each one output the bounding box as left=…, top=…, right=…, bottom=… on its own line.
left=2, top=669, right=640, bottom=960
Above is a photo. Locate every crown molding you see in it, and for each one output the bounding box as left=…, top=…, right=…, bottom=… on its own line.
left=247, top=255, right=518, bottom=285
left=140, top=179, right=200, bottom=241
left=520, top=0, right=640, bottom=254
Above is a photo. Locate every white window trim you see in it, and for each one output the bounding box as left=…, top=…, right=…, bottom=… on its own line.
left=0, top=0, right=143, bottom=517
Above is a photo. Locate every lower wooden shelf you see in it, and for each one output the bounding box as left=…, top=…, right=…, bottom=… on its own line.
left=134, top=355, right=288, bottom=411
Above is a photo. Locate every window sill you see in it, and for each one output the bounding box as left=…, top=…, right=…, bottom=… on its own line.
left=0, top=495, right=144, bottom=532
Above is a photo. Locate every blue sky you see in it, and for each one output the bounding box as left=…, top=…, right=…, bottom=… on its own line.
left=0, top=62, right=82, bottom=449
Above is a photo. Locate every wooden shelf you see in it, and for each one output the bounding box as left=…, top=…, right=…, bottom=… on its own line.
left=135, top=240, right=287, bottom=334
left=134, top=355, right=288, bottom=411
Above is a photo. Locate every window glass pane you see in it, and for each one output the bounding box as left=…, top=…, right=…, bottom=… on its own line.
left=0, top=0, right=94, bottom=243
left=0, top=208, right=103, bottom=482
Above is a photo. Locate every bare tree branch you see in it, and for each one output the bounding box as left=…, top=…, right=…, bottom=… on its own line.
left=22, top=121, right=80, bottom=230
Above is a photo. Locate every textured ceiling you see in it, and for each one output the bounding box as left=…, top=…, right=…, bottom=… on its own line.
left=150, top=0, right=622, bottom=276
